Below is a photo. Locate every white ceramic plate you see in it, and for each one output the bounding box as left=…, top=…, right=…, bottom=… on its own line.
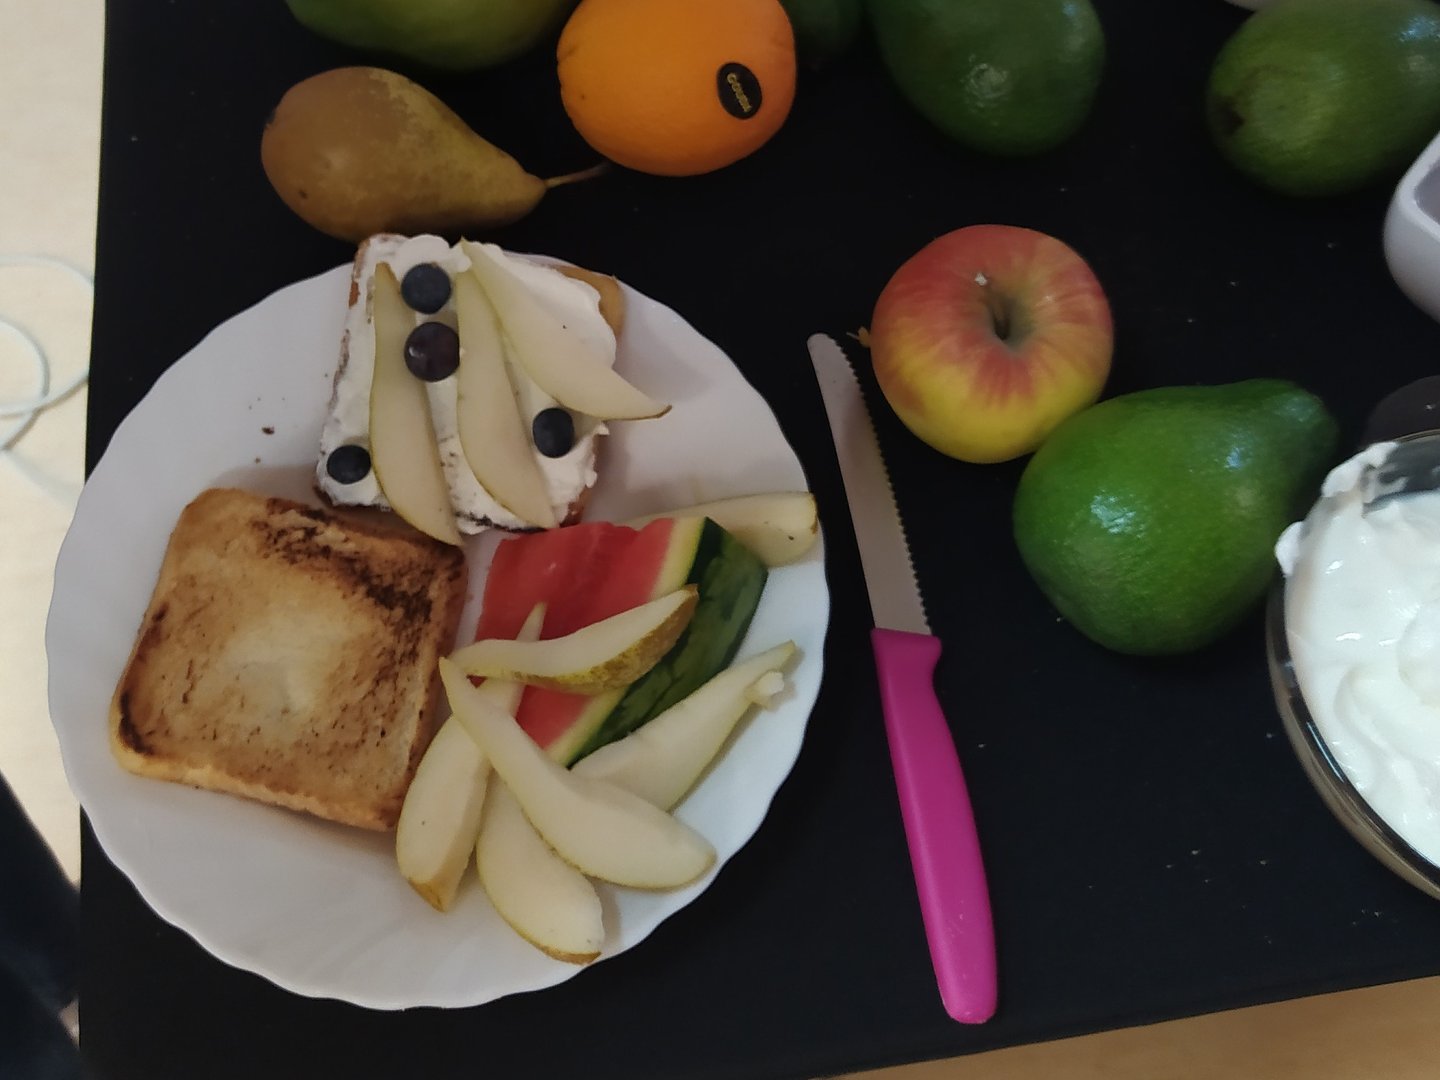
left=45, top=261, right=828, bottom=1010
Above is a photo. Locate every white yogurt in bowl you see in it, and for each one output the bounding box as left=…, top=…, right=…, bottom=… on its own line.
left=1274, top=433, right=1440, bottom=891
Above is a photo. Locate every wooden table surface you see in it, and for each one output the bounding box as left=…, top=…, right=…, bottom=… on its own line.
left=853, top=977, right=1440, bottom=1078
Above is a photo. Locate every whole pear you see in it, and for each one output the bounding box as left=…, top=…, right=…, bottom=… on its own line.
left=284, top=0, right=579, bottom=72
left=1012, top=379, right=1337, bottom=656
left=261, top=67, right=601, bottom=242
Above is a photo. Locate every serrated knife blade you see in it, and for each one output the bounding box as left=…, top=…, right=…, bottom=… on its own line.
left=808, top=332, right=997, bottom=1025
left=809, top=337, right=929, bottom=634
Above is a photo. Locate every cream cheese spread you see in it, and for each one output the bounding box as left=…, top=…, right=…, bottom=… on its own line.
left=316, top=235, right=611, bottom=533
left=1278, top=441, right=1440, bottom=865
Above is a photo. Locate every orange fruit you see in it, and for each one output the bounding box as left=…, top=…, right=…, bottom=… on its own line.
left=557, top=0, right=797, bottom=177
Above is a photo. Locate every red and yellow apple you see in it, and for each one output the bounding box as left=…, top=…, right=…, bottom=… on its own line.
left=868, top=225, right=1113, bottom=464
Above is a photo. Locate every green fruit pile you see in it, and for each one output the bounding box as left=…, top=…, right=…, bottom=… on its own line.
left=1012, top=380, right=1338, bottom=656
left=278, top=0, right=1440, bottom=192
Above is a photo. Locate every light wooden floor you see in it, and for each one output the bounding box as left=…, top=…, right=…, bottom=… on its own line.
left=5, top=1, right=1440, bottom=1074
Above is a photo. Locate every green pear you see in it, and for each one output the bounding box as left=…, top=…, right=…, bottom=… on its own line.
left=261, top=67, right=603, bottom=242
left=285, top=0, right=579, bottom=72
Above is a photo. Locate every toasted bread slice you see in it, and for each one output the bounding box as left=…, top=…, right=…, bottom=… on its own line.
left=109, top=488, right=468, bottom=831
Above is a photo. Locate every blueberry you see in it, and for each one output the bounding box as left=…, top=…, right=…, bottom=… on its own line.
left=326, top=444, right=372, bottom=484
left=532, top=408, right=576, bottom=458
left=400, top=263, right=452, bottom=314
left=404, top=322, right=460, bottom=381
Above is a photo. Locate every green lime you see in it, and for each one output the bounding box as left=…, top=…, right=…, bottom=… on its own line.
left=1206, top=0, right=1440, bottom=197
left=1012, top=380, right=1337, bottom=656
left=867, top=0, right=1105, bottom=156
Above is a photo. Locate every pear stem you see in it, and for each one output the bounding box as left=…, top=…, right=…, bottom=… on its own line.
left=543, top=161, right=612, bottom=190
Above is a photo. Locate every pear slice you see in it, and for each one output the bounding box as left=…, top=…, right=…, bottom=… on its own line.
left=369, top=263, right=461, bottom=546
left=624, top=492, right=819, bottom=567
left=448, top=585, right=698, bottom=694
left=746, top=670, right=788, bottom=706
left=394, top=605, right=545, bottom=912
left=460, top=240, right=669, bottom=422
left=394, top=691, right=511, bottom=912
left=452, top=271, right=558, bottom=530
left=439, top=659, right=715, bottom=888
left=475, top=779, right=604, bottom=964
left=573, top=643, right=797, bottom=810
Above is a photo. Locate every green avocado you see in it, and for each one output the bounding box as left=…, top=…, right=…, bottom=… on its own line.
left=1013, top=379, right=1338, bottom=656
left=1206, top=0, right=1440, bottom=197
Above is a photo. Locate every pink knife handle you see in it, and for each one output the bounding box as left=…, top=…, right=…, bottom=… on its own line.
left=871, top=627, right=997, bottom=1024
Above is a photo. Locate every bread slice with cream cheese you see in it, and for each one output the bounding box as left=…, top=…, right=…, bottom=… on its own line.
left=315, top=234, right=627, bottom=535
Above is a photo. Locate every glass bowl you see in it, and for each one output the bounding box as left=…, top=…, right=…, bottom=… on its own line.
left=1266, top=429, right=1440, bottom=901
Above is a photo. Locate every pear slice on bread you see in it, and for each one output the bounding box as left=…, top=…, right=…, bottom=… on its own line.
left=369, top=263, right=462, bottom=546
left=453, top=270, right=558, bottom=530
left=463, top=240, right=669, bottom=422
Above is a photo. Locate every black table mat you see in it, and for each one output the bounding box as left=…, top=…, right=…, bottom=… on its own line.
left=81, top=1, right=1440, bottom=1077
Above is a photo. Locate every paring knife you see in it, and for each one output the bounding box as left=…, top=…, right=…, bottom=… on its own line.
left=807, top=332, right=997, bottom=1025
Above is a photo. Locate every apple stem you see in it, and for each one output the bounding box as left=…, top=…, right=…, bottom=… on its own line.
left=544, top=162, right=613, bottom=190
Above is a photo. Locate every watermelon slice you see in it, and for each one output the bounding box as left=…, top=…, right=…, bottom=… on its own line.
left=474, top=517, right=767, bottom=764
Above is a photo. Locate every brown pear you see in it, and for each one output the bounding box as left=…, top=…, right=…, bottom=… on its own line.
left=261, top=67, right=602, bottom=242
